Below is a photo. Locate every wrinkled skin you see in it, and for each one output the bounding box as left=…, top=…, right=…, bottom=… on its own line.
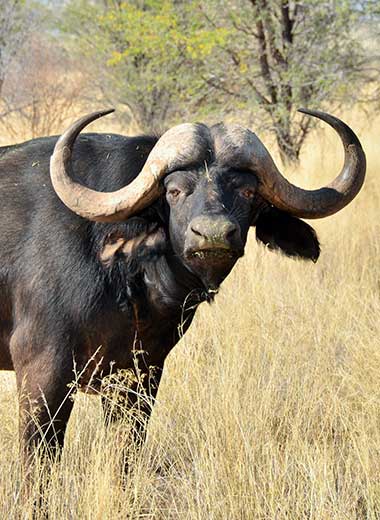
left=0, top=129, right=319, bottom=469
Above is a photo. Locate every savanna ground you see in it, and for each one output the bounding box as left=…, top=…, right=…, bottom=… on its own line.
left=0, top=110, right=379, bottom=519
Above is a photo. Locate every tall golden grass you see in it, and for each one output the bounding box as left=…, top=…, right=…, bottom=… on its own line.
left=0, top=110, right=379, bottom=519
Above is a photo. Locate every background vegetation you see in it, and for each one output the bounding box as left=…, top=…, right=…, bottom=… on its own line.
left=1, top=109, right=379, bottom=518
left=0, top=0, right=379, bottom=160
left=0, top=1, right=379, bottom=518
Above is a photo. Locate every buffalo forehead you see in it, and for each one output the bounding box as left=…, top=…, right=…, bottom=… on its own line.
left=209, top=122, right=270, bottom=170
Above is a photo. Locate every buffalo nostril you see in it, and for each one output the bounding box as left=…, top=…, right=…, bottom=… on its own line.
left=225, top=226, right=238, bottom=240
left=190, top=225, right=205, bottom=238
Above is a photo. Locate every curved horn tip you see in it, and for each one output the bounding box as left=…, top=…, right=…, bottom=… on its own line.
left=93, top=108, right=115, bottom=119
left=82, top=108, right=116, bottom=124
left=297, top=107, right=365, bottom=150
left=297, top=107, right=326, bottom=118
left=297, top=108, right=344, bottom=126
left=54, top=108, right=116, bottom=151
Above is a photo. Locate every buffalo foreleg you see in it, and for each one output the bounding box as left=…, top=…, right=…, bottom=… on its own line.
left=10, top=326, right=75, bottom=468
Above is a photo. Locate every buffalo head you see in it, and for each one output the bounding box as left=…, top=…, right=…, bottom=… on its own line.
left=50, top=109, right=366, bottom=290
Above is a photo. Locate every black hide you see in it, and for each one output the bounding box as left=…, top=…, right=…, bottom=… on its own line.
left=256, top=207, right=320, bottom=262
left=0, top=130, right=319, bottom=457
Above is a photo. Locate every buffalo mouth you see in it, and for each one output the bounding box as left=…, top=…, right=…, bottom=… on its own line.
left=186, top=248, right=241, bottom=261
left=184, top=247, right=243, bottom=289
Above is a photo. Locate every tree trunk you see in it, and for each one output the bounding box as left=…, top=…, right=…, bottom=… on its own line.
left=0, top=46, right=4, bottom=98
left=276, top=127, right=301, bottom=166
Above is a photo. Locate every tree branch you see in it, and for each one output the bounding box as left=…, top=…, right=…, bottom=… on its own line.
left=249, top=0, right=278, bottom=104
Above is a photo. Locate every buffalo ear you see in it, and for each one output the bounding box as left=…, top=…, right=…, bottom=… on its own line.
left=255, top=207, right=320, bottom=262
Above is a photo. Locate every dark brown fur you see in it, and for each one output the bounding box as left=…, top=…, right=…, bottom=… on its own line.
left=0, top=130, right=319, bottom=466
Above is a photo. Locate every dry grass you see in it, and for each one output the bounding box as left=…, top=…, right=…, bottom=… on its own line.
left=0, top=110, right=379, bottom=519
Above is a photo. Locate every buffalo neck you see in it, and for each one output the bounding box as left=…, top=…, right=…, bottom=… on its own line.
left=143, top=252, right=211, bottom=315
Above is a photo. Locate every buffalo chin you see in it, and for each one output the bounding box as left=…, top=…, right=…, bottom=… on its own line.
left=184, top=248, right=241, bottom=289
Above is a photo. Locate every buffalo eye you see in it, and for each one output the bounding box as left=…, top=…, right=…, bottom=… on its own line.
left=166, top=187, right=182, bottom=202
left=239, top=187, right=255, bottom=200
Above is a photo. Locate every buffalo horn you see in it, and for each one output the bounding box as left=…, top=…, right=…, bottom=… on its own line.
left=50, top=110, right=210, bottom=222
left=225, top=109, right=366, bottom=219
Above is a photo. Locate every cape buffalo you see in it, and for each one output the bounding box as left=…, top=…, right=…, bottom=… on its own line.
left=0, top=108, right=366, bottom=463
